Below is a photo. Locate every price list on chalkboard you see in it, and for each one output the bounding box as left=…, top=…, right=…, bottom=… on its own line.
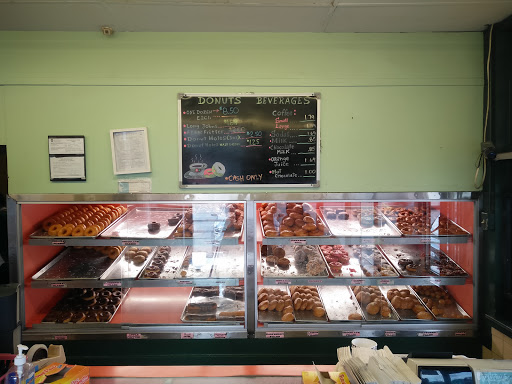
left=179, top=94, right=320, bottom=187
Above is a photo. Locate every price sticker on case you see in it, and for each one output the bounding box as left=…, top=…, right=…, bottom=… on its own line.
left=54, top=335, right=68, bottom=340
left=52, top=240, right=66, bottom=246
left=266, top=332, right=284, bottom=338
left=429, top=278, right=442, bottom=286
left=307, top=332, right=319, bottom=337
left=378, top=279, right=394, bottom=285
left=214, top=332, right=227, bottom=339
left=122, top=240, right=140, bottom=246
left=275, top=279, right=291, bottom=285
left=126, top=333, right=144, bottom=339
left=455, top=331, right=467, bottom=337
left=385, top=331, right=397, bottom=337
left=103, top=281, right=122, bottom=287
left=418, top=332, right=439, bottom=337
left=290, top=239, right=307, bottom=245
left=362, top=238, right=375, bottom=245
left=342, top=331, right=360, bottom=337
left=307, top=280, right=323, bottom=284
left=351, top=279, right=365, bottom=285
left=420, top=237, right=432, bottom=244
left=181, top=333, right=194, bottom=339
left=177, top=280, right=194, bottom=285
left=50, top=283, right=67, bottom=288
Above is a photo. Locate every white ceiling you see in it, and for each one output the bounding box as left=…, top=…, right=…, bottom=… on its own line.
left=0, top=0, right=511, bottom=33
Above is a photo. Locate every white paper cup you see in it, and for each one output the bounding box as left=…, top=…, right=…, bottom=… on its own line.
left=351, top=338, right=377, bottom=350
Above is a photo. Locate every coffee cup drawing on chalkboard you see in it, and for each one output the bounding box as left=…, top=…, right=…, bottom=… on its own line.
left=184, top=161, right=226, bottom=180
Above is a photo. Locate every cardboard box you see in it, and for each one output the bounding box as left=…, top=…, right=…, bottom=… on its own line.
left=35, top=363, right=89, bottom=384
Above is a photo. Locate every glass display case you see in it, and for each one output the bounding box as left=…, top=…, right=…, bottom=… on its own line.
left=8, top=192, right=478, bottom=342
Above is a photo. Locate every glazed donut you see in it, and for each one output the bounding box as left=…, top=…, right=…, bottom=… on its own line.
left=302, top=223, right=317, bottom=232
left=72, top=224, right=86, bottom=237
left=43, top=218, right=57, bottom=232
left=84, top=225, right=100, bottom=237
left=48, top=224, right=63, bottom=236
left=108, top=247, right=121, bottom=260
left=265, top=229, right=279, bottom=237
left=280, top=229, right=294, bottom=237
left=57, top=225, right=74, bottom=237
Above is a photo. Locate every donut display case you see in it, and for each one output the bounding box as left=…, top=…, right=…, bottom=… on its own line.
left=8, top=192, right=477, bottom=344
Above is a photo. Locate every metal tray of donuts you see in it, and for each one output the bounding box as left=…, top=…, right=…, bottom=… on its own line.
left=260, top=244, right=329, bottom=278
left=32, top=247, right=120, bottom=281
left=257, top=285, right=295, bottom=323
left=354, top=245, right=400, bottom=278
left=411, top=285, right=472, bottom=321
left=170, top=203, right=244, bottom=240
left=100, top=207, right=184, bottom=239
left=318, top=245, right=364, bottom=278
left=175, top=245, right=219, bottom=279
left=101, top=246, right=157, bottom=280
left=210, top=244, right=245, bottom=279
left=259, top=202, right=332, bottom=238
left=30, top=204, right=129, bottom=239
left=430, top=215, right=472, bottom=237
left=139, top=246, right=188, bottom=279
left=181, top=286, right=245, bottom=323
left=378, top=244, right=468, bottom=279
left=289, top=286, right=328, bottom=323
left=350, top=286, right=399, bottom=321
left=39, top=287, right=128, bottom=324
left=379, top=285, right=435, bottom=321
left=319, top=206, right=401, bottom=238
left=318, top=286, right=365, bottom=322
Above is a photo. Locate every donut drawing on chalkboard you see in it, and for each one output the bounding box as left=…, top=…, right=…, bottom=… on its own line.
left=184, top=159, right=225, bottom=180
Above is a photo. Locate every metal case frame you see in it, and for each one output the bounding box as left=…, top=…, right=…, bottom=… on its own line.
left=8, top=192, right=478, bottom=341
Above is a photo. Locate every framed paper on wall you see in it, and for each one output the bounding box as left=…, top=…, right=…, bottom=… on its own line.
left=48, top=135, right=86, bottom=181
left=110, top=127, right=151, bottom=175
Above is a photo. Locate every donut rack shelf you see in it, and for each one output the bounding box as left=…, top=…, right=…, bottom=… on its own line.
left=10, top=192, right=479, bottom=343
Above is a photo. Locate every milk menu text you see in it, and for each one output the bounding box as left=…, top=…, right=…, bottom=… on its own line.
left=179, top=94, right=320, bottom=187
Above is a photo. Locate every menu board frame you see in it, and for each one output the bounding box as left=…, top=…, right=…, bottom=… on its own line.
left=178, top=93, right=320, bottom=188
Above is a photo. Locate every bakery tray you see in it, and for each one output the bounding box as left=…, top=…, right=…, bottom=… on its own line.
left=411, top=285, right=472, bottom=321
left=100, top=207, right=183, bottom=239
left=139, top=246, right=188, bottom=280
left=319, top=245, right=364, bottom=278
left=259, top=211, right=332, bottom=238
left=354, top=245, right=400, bottom=278
left=350, top=286, right=399, bottom=321
left=378, top=244, right=468, bottom=278
left=32, top=248, right=119, bottom=281
left=291, top=285, right=328, bottom=323
left=319, top=206, right=401, bottom=238
left=181, top=286, right=245, bottom=323
left=40, top=288, right=128, bottom=324
left=379, top=285, right=435, bottom=321
left=210, top=244, right=245, bottom=279
left=176, top=245, right=218, bottom=279
left=257, top=285, right=295, bottom=323
left=318, top=286, right=365, bottom=322
left=101, top=246, right=155, bottom=280
left=430, top=215, right=472, bottom=237
left=260, top=244, right=329, bottom=278
left=30, top=207, right=128, bottom=239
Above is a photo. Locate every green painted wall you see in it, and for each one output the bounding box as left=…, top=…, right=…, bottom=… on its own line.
left=0, top=32, right=483, bottom=194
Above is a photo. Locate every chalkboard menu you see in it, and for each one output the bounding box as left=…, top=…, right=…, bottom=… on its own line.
left=179, top=94, right=320, bottom=187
